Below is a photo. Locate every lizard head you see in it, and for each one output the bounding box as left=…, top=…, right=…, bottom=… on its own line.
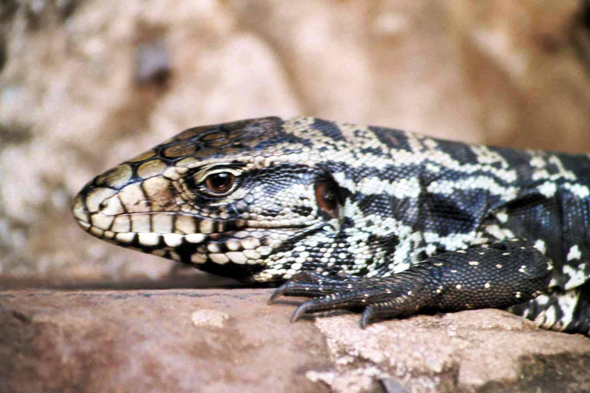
left=72, top=117, right=361, bottom=282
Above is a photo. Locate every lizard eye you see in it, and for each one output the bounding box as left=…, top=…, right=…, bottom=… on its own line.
left=203, top=172, right=235, bottom=196
left=315, top=180, right=340, bottom=217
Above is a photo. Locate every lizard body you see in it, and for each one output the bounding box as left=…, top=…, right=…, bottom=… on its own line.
left=72, top=117, right=590, bottom=335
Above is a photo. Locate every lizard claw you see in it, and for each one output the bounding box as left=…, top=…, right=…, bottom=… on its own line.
left=290, top=301, right=313, bottom=323
left=268, top=283, right=289, bottom=304
left=361, top=305, right=375, bottom=329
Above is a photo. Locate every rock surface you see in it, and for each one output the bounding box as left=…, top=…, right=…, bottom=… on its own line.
left=1, top=288, right=590, bottom=393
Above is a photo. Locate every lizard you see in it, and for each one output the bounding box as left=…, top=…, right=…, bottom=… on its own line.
left=72, top=116, right=590, bottom=335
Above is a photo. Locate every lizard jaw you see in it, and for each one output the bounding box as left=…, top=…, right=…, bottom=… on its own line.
left=72, top=188, right=316, bottom=275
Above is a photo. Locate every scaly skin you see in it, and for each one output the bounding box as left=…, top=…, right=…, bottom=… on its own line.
left=72, top=117, right=590, bottom=334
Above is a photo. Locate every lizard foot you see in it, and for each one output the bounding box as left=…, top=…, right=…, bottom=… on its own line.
left=270, top=240, right=553, bottom=328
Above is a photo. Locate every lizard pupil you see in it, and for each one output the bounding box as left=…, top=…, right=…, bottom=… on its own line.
left=205, top=172, right=235, bottom=194
left=315, top=180, right=339, bottom=217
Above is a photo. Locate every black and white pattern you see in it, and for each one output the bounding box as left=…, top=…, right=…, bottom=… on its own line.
left=72, top=116, right=590, bottom=335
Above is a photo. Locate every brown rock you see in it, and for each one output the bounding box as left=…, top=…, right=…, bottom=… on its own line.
left=0, top=289, right=330, bottom=393
left=1, top=289, right=589, bottom=393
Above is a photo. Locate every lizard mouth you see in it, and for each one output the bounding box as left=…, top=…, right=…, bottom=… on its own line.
left=72, top=192, right=311, bottom=267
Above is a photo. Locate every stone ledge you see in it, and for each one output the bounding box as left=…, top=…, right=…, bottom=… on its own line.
left=1, top=289, right=589, bottom=393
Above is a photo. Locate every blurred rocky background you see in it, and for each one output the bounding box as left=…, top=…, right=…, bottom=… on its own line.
left=1, top=1, right=590, bottom=392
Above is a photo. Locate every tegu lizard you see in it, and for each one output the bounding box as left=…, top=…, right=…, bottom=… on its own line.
left=72, top=117, right=590, bottom=335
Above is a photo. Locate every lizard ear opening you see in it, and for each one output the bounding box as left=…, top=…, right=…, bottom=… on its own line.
left=315, top=179, right=340, bottom=218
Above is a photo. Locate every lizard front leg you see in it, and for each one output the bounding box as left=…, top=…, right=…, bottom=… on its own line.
left=271, top=239, right=553, bottom=327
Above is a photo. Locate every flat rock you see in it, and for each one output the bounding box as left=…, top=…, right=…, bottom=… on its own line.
left=1, top=289, right=589, bottom=393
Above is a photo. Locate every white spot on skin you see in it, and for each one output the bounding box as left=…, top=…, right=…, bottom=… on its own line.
left=226, top=252, right=248, bottom=264
left=207, top=243, right=221, bottom=253
left=186, top=233, right=206, bottom=243
left=91, top=214, right=114, bottom=230
left=357, top=176, right=421, bottom=199
left=118, top=183, right=151, bottom=213
left=533, top=240, right=546, bottom=254
left=485, top=225, right=515, bottom=240
left=563, top=263, right=588, bottom=290
left=131, top=214, right=151, bottom=233
left=484, top=282, right=491, bottom=289
left=332, top=172, right=357, bottom=192
left=76, top=220, right=91, bottom=230
left=138, top=233, right=160, bottom=246
left=537, top=182, right=557, bottom=198
left=427, top=176, right=518, bottom=201
left=535, top=303, right=557, bottom=329
left=163, top=167, right=183, bottom=181
left=456, top=284, right=462, bottom=290
left=534, top=294, right=550, bottom=306
left=111, top=216, right=131, bottom=232
left=175, top=215, right=196, bottom=234
left=225, top=240, right=241, bottom=251
left=468, top=261, right=479, bottom=266
left=257, top=246, right=272, bottom=256
left=152, top=213, right=173, bottom=234
left=533, top=290, right=580, bottom=331
left=243, top=250, right=261, bottom=259
left=564, top=183, right=590, bottom=198
left=471, top=145, right=509, bottom=167
left=556, top=290, right=581, bottom=328
left=242, top=237, right=260, bottom=250
left=199, top=219, right=215, bottom=234
left=515, top=291, right=521, bottom=298
left=567, top=245, right=582, bottom=261
left=425, top=244, right=437, bottom=256
left=496, top=211, right=508, bottom=223
left=210, top=253, right=229, bottom=264
left=496, top=264, right=503, bottom=269
left=115, top=232, right=136, bottom=244
left=163, top=233, right=183, bottom=247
